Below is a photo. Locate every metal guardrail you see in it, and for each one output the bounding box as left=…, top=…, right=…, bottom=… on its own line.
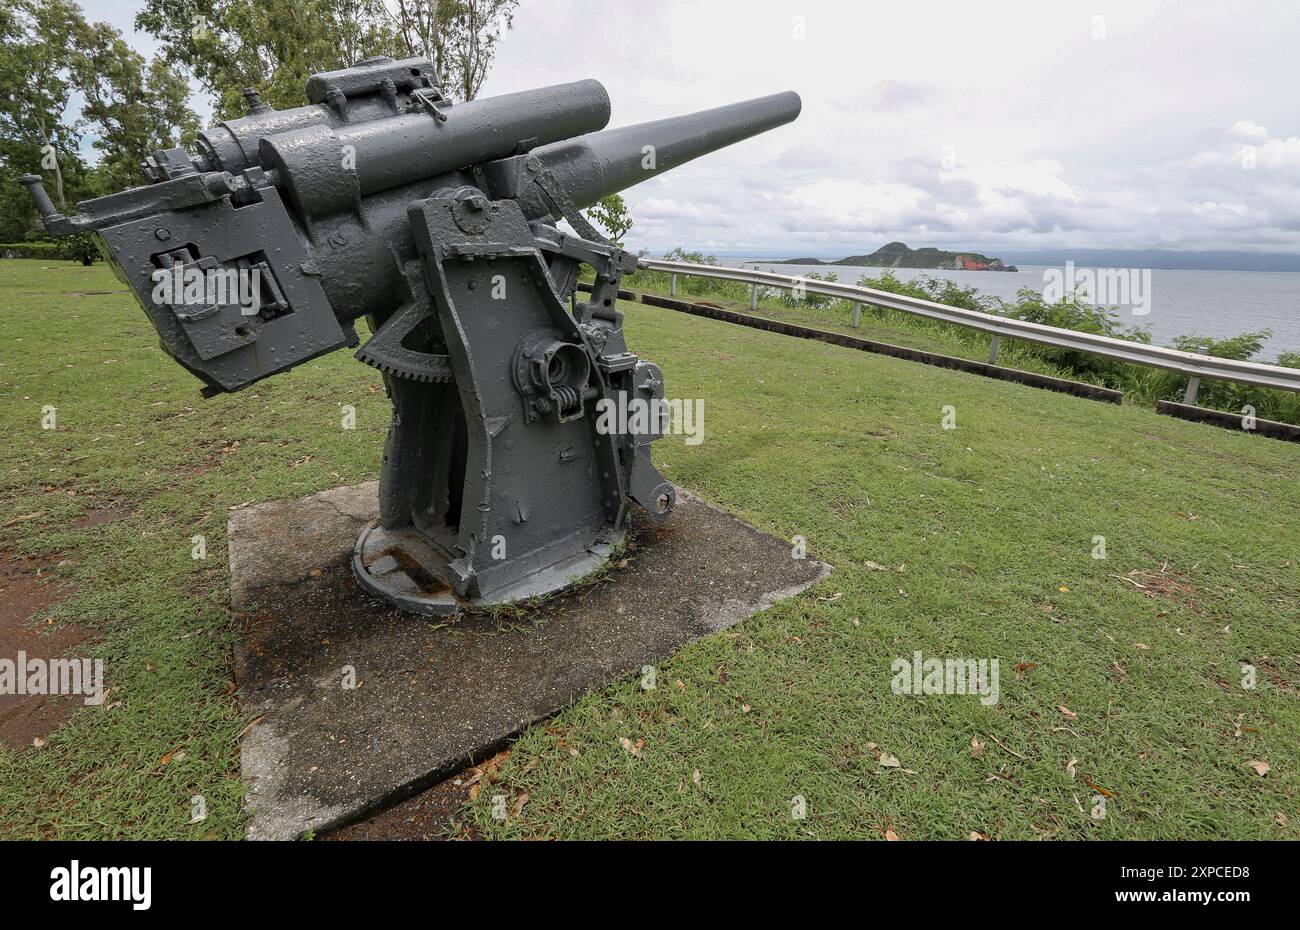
left=639, top=259, right=1300, bottom=394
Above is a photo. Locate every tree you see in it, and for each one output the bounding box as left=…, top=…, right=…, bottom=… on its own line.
left=587, top=194, right=633, bottom=245
left=136, top=0, right=406, bottom=118
left=389, top=0, right=441, bottom=73
left=0, top=0, right=197, bottom=243
left=388, top=0, right=519, bottom=101
left=437, top=0, right=516, bottom=101
left=0, top=0, right=85, bottom=238
left=72, top=20, right=199, bottom=192
left=136, top=0, right=518, bottom=117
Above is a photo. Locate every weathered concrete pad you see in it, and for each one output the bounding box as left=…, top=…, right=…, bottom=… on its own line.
left=229, top=484, right=831, bottom=840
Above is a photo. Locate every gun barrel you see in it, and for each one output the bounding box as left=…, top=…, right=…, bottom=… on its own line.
left=261, top=79, right=612, bottom=216
left=531, top=91, right=801, bottom=209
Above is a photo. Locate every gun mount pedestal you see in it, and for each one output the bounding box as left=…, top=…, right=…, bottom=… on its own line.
left=350, top=190, right=674, bottom=614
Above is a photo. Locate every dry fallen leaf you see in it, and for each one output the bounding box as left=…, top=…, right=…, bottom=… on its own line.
left=618, top=736, right=643, bottom=758
left=1065, top=756, right=1078, bottom=780
left=32, top=736, right=45, bottom=748
left=969, top=830, right=990, bottom=841
left=1084, top=777, right=1115, bottom=799
left=1058, top=705, right=1078, bottom=720
left=1134, top=642, right=1151, bottom=651
left=970, top=737, right=986, bottom=758
left=4, top=511, right=45, bottom=527
left=878, top=753, right=902, bottom=768
left=1247, top=760, right=1270, bottom=777
left=1012, top=661, right=1037, bottom=676
left=692, top=769, right=702, bottom=785
left=1058, top=585, right=1070, bottom=593
left=884, top=828, right=899, bottom=841
left=512, top=793, right=529, bottom=816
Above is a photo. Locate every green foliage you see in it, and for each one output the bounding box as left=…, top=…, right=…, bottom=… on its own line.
left=135, top=0, right=404, bottom=118
left=626, top=248, right=752, bottom=302
left=588, top=193, right=633, bottom=245
left=383, top=0, right=521, bottom=101
left=777, top=271, right=838, bottom=309
left=135, top=0, right=519, bottom=115
left=0, top=0, right=197, bottom=240
left=0, top=241, right=60, bottom=258
left=858, top=268, right=995, bottom=313
left=436, top=0, right=519, bottom=101
left=998, top=286, right=1150, bottom=386
left=0, top=235, right=98, bottom=262
left=1131, top=331, right=1300, bottom=424
left=72, top=21, right=199, bottom=192
left=0, top=0, right=93, bottom=240
left=57, top=233, right=101, bottom=265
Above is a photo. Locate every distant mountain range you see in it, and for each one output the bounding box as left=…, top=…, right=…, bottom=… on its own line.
left=780, top=242, right=1017, bottom=271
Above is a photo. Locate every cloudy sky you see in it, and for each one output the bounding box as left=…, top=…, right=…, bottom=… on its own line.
left=84, top=0, right=1300, bottom=256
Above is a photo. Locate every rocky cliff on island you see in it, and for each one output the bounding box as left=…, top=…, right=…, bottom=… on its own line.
left=781, top=242, right=1018, bottom=271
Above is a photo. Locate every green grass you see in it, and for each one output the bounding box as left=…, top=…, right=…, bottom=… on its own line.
left=0, top=260, right=391, bottom=838
left=1, top=258, right=1297, bottom=840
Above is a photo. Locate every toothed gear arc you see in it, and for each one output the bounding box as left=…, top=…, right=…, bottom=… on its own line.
left=355, top=302, right=454, bottom=382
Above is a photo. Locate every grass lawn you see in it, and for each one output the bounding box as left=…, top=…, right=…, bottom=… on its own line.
left=1, top=258, right=1296, bottom=840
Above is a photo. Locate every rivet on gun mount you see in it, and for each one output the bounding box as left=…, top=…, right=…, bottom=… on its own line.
left=25, top=56, right=801, bottom=615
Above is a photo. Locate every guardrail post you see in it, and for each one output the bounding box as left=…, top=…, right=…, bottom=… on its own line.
left=851, top=302, right=861, bottom=328
left=670, top=273, right=677, bottom=297
left=750, top=282, right=757, bottom=311
left=1183, top=376, right=1201, bottom=405
left=988, top=334, right=1001, bottom=365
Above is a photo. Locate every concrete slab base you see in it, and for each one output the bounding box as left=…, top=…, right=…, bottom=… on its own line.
left=229, top=483, right=831, bottom=840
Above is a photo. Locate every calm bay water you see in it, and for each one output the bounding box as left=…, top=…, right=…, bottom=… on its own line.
left=723, top=259, right=1300, bottom=360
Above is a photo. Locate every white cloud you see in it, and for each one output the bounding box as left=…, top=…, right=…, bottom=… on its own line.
left=91, top=0, right=1300, bottom=255
left=489, top=1, right=1300, bottom=254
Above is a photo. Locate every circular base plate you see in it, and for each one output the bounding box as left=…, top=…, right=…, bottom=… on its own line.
left=351, top=522, right=624, bottom=616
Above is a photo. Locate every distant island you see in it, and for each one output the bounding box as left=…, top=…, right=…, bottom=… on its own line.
left=780, top=241, right=1018, bottom=272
